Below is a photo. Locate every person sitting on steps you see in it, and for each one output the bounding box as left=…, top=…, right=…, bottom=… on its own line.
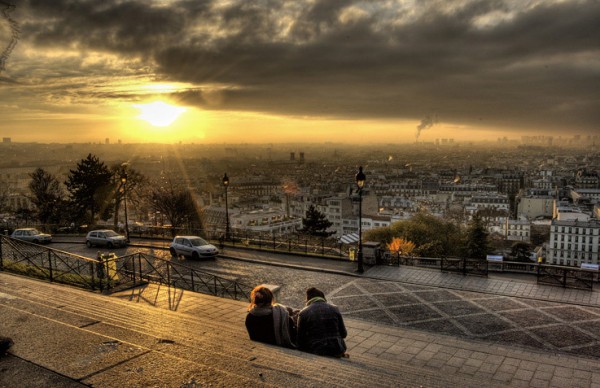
left=245, top=285, right=297, bottom=348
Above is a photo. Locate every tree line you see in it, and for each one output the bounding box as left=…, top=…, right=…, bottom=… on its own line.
left=9, top=154, right=204, bottom=233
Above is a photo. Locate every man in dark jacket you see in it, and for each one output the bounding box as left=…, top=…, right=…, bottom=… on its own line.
left=297, top=287, right=348, bottom=357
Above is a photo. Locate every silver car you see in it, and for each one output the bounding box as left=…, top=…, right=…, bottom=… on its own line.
left=10, top=228, right=52, bottom=244
left=169, top=236, right=219, bottom=259
left=86, top=229, right=128, bottom=248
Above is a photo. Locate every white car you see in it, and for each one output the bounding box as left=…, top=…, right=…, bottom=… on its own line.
left=11, top=228, right=52, bottom=244
left=86, top=230, right=128, bottom=248
left=169, top=236, right=219, bottom=259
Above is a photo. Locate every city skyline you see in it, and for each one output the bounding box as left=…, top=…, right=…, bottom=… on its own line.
left=0, top=0, right=598, bottom=144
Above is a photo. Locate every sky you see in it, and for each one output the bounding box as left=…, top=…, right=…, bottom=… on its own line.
left=0, top=0, right=598, bottom=144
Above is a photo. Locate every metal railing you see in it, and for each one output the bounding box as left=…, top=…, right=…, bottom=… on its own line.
left=378, top=251, right=598, bottom=290
left=536, top=264, right=596, bottom=291
left=0, top=236, right=253, bottom=301
left=114, top=252, right=253, bottom=301
left=0, top=235, right=100, bottom=290
left=441, top=257, right=489, bottom=277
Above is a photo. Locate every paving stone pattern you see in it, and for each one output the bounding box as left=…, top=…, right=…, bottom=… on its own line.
left=329, top=278, right=600, bottom=359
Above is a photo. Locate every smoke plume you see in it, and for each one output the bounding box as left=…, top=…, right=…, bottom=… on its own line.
left=0, top=0, right=19, bottom=74
left=415, top=113, right=438, bottom=142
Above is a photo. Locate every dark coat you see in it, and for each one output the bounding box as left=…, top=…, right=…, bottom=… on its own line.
left=297, top=300, right=347, bottom=357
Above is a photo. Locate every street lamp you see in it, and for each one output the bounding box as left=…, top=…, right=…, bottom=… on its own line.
left=120, top=165, right=130, bottom=243
left=222, top=173, right=230, bottom=241
left=355, top=166, right=366, bottom=273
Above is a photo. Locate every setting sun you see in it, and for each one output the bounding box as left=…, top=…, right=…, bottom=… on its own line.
left=134, top=101, right=186, bottom=127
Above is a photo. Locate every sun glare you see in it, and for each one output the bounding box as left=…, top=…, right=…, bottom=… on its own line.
left=134, top=101, right=186, bottom=127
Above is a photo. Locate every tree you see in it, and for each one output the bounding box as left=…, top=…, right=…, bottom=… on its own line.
left=28, top=168, right=64, bottom=225
left=387, top=237, right=416, bottom=256
left=65, top=154, right=113, bottom=225
left=510, top=242, right=533, bottom=262
left=111, top=164, right=146, bottom=228
left=15, top=207, right=35, bottom=225
left=462, top=214, right=490, bottom=260
left=300, top=205, right=334, bottom=237
left=365, top=212, right=463, bottom=257
left=148, top=180, right=204, bottom=235
left=0, top=182, right=10, bottom=214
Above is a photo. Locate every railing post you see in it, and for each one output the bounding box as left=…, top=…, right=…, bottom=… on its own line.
left=213, top=277, right=217, bottom=296
left=90, top=261, right=96, bottom=290
left=288, top=238, right=291, bottom=252
left=191, top=271, right=195, bottom=291
left=0, top=237, right=3, bottom=270
left=48, top=250, right=54, bottom=282
left=462, top=257, right=467, bottom=276
left=562, top=268, right=567, bottom=288
left=167, top=262, right=171, bottom=286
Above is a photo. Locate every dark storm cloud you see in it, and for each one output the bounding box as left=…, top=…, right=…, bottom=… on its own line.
left=18, top=0, right=600, bottom=132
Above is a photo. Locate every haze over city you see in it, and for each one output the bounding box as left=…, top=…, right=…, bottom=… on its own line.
left=0, top=0, right=598, bottom=144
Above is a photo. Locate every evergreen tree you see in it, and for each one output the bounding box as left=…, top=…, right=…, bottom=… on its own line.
left=300, top=205, right=334, bottom=237
left=28, top=168, right=64, bottom=225
left=65, top=154, right=113, bottom=225
left=463, top=214, right=490, bottom=260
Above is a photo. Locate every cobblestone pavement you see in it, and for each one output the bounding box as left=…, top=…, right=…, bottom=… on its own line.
left=328, top=278, right=600, bottom=360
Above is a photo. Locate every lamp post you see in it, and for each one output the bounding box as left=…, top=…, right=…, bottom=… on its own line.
left=355, top=166, right=366, bottom=273
left=223, top=173, right=230, bottom=241
left=120, top=165, right=130, bottom=242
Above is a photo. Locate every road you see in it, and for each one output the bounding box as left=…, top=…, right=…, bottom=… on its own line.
left=50, top=237, right=358, bottom=308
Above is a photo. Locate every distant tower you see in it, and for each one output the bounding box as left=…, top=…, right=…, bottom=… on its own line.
left=105, top=138, right=110, bottom=145
left=290, top=152, right=295, bottom=161
left=118, top=139, right=122, bottom=144
left=299, top=152, right=305, bottom=163
left=2, top=137, right=10, bottom=144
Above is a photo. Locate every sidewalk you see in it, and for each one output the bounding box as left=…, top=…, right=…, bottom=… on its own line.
left=366, top=265, right=600, bottom=307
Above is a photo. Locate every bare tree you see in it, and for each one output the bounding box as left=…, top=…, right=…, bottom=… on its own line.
left=148, top=180, right=204, bottom=236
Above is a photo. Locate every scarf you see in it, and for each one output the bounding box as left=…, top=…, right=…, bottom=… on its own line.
left=249, top=304, right=295, bottom=348
left=306, top=296, right=326, bottom=306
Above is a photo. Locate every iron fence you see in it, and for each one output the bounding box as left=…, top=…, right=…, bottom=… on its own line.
left=0, top=235, right=100, bottom=289
left=114, top=252, right=253, bottom=301
left=536, top=264, right=596, bottom=291
left=0, top=236, right=253, bottom=301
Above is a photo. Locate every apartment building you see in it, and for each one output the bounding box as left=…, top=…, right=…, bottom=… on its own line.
left=504, top=219, right=531, bottom=242
left=547, top=219, right=600, bottom=266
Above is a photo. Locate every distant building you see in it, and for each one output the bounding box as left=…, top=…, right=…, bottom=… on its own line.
left=553, top=201, right=590, bottom=222
left=231, top=209, right=301, bottom=236
left=504, top=219, right=531, bottom=242
left=517, top=191, right=554, bottom=220
left=469, top=194, right=510, bottom=213
left=547, top=219, right=600, bottom=266
left=2, top=137, right=10, bottom=144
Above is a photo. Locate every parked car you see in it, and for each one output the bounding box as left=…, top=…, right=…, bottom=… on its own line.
left=10, top=228, right=52, bottom=244
left=86, top=229, right=128, bottom=248
left=169, top=236, right=219, bottom=259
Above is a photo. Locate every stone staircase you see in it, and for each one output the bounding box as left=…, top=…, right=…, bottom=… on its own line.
left=0, top=273, right=503, bottom=387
